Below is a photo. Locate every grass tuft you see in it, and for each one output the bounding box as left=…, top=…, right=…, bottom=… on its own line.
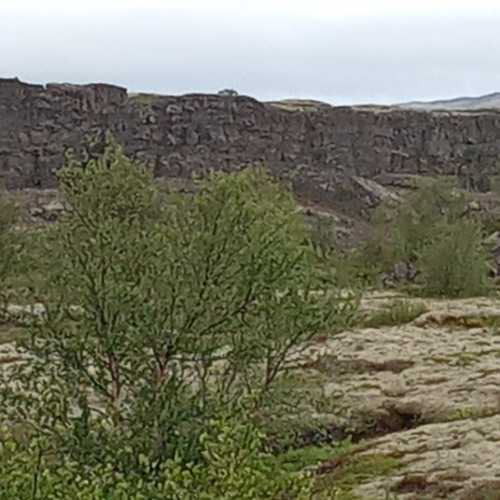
left=361, top=300, right=427, bottom=328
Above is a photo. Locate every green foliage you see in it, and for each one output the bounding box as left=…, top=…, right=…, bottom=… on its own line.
left=417, top=219, right=490, bottom=298
left=0, top=192, right=21, bottom=307
left=309, top=215, right=337, bottom=260
left=307, top=216, right=367, bottom=304
left=389, top=180, right=467, bottom=262
left=0, top=417, right=313, bottom=499
left=3, top=229, right=51, bottom=305
left=350, top=180, right=491, bottom=296
left=161, top=416, right=313, bottom=500
left=361, top=300, right=428, bottom=328
left=273, top=442, right=351, bottom=474
left=0, top=324, right=25, bottom=345
left=1, top=139, right=354, bottom=476
left=314, top=453, right=401, bottom=499
left=370, top=180, right=468, bottom=269
left=332, top=246, right=384, bottom=289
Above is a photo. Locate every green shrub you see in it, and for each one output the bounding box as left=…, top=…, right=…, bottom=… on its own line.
left=333, top=245, right=386, bottom=289
left=0, top=138, right=355, bottom=475
left=351, top=180, right=491, bottom=297
left=0, top=417, right=314, bottom=500
left=360, top=180, right=467, bottom=271
left=162, top=417, right=314, bottom=500
left=389, top=180, right=467, bottom=264
left=417, top=219, right=490, bottom=298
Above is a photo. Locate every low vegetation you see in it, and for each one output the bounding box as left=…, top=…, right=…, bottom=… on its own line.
left=315, top=453, right=401, bottom=498
left=0, top=191, right=21, bottom=311
left=417, top=219, right=490, bottom=297
left=361, top=300, right=428, bottom=328
left=0, top=416, right=314, bottom=499
left=345, top=180, right=493, bottom=297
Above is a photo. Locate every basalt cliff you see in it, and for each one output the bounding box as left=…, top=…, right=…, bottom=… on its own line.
left=2, top=77, right=500, bottom=218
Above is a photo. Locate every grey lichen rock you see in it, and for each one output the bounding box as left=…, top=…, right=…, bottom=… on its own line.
left=297, top=293, right=500, bottom=498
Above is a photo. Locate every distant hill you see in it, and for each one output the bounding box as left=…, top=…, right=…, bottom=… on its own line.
left=398, top=92, right=500, bottom=111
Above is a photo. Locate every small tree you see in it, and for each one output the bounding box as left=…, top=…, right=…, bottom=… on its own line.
left=355, top=180, right=477, bottom=288
left=1, top=140, right=351, bottom=473
left=417, top=219, right=490, bottom=297
left=390, top=180, right=468, bottom=262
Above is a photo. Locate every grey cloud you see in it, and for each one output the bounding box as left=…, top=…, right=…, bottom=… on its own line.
left=1, top=7, right=500, bottom=104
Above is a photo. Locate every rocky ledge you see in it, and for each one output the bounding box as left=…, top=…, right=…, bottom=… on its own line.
left=297, top=293, right=500, bottom=498
left=2, top=77, right=500, bottom=221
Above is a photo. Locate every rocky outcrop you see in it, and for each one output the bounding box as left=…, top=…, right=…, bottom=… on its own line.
left=2, top=77, right=500, bottom=217
left=297, top=293, right=500, bottom=498
left=355, top=415, right=500, bottom=499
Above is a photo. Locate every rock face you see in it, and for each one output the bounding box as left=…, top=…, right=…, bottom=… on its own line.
left=2, top=77, right=500, bottom=218
left=298, top=293, right=500, bottom=498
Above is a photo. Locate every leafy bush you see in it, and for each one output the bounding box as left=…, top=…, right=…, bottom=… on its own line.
left=352, top=180, right=492, bottom=296
left=0, top=139, right=355, bottom=475
left=0, top=417, right=314, bottom=500
left=417, top=219, right=490, bottom=298
left=367, top=180, right=468, bottom=269
left=162, top=417, right=314, bottom=500
left=388, top=180, right=467, bottom=264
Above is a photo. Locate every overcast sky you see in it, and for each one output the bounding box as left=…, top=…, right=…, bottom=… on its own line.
left=2, top=0, right=500, bottom=105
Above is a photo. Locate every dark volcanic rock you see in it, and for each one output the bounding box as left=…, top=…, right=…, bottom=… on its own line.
left=2, top=78, right=500, bottom=218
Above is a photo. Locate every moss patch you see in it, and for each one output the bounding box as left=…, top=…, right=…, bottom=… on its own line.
left=0, top=323, right=26, bottom=344
left=128, top=93, right=161, bottom=106
left=445, top=406, right=500, bottom=422
left=274, top=442, right=352, bottom=473
left=360, top=300, right=427, bottom=328
left=314, top=452, right=401, bottom=498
